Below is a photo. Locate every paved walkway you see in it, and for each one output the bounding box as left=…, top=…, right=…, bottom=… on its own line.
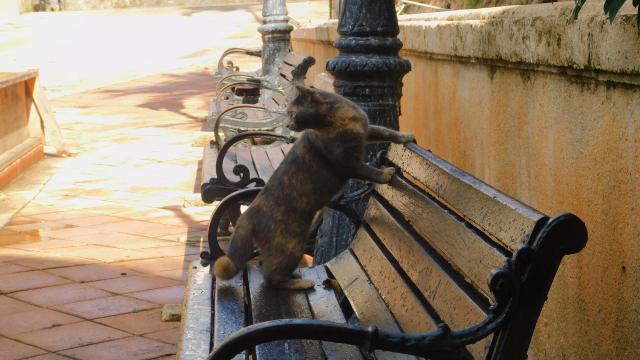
left=0, top=66, right=215, bottom=360
left=0, top=3, right=328, bottom=359
left=0, top=1, right=327, bottom=99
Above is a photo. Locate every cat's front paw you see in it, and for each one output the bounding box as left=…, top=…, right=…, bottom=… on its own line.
left=380, top=167, right=396, bottom=183
left=400, top=132, right=416, bottom=143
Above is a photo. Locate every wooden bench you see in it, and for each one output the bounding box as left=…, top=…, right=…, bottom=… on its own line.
left=180, top=142, right=588, bottom=360
left=200, top=55, right=316, bottom=235
left=209, top=52, right=316, bottom=128
left=1, top=69, right=66, bottom=188
left=201, top=67, right=325, bottom=207
left=212, top=47, right=262, bottom=81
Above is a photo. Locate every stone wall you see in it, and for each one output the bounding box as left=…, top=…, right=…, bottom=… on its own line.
left=421, top=0, right=570, bottom=9
left=293, top=1, right=640, bottom=359
left=330, top=0, right=572, bottom=18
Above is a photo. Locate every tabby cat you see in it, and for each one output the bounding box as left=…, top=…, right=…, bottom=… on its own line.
left=214, top=85, right=415, bottom=289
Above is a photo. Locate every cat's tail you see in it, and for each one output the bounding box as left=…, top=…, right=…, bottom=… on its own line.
left=213, top=256, right=240, bottom=280
left=213, top=221, right=253, bottom=280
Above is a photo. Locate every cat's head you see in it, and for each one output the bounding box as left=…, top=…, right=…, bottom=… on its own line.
left=286, top=85, right=366, bottom=133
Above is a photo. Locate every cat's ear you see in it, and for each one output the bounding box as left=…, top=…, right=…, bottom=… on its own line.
left=295, top=84, right=313, bottom=97
left=295, top=85, right=322, bottom=102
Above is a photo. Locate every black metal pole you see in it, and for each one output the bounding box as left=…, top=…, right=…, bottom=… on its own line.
left=314, top=0, right=411, bottom=264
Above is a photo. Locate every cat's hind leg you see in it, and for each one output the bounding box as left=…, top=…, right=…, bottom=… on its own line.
left=262, top=245, right=315, bottom=290
left=366, top=125, right=415, bottom=144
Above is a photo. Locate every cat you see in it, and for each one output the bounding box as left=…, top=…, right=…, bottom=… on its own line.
left=213, top=85, right=415, bottom=289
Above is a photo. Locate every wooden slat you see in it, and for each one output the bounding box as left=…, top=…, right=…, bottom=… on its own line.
left=365, top=199, right=491, bottom=358
left=300, top=267, right=364, bottom=360
left=282, top=53, right=306, bottom=66
left=209, top=99, right=222, bottom=117
left=350, top=229, right=438, bottom=333
left=376, top=176, right=506, bottom=298
left=201, top=142, right=220, bottom=186
left=202, top=142, right=239, bottom=186
left=234, top=147, right=258, bottom=181
left=247, top=266, right=324, bottom=360
left=265, top=146, right=286, bottom=169
left=388, top=143, right=546, bottom=252
left=269, top=92, right=286, bottom=107
left=221, top=148, right=238, bottom=181
left=279, top=63, right=296, bottom=81
left=327, top=251, right=417, bottom=360
left=213, top=273, right=246, bottom=360
left=250, top=147, right=275, bottom=181
left=264, top=96, right=281, bottom=109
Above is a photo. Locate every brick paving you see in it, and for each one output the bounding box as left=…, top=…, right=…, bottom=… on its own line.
left=0, top=69, right=217, bottom=359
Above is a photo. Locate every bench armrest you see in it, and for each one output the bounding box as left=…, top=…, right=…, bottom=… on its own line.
left=207, top=310, right=509, bottom=360
left=202, top=187, right=264, bottom=262
left=217, top=48, right=262, bottom=74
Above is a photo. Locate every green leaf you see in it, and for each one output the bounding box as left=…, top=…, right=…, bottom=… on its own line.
left=572, top=0, right=588, bottom=20
left=603, top=0, right=627, bottom=22
left=634, top=0, right=639, bottom=6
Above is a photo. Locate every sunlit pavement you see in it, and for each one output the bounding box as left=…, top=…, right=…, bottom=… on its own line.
left=0, top=1, right=327, bottom=99
left=0, top=2, right=328, bottom=359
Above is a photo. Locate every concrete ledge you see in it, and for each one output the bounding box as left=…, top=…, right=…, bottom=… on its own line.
left=0, top=70, right=39, bottom=88
left=1, top=70, right=48, bottom=189
left=0, top=138, right=43, bottom=189
left=177, top=260, right=212, bottom=360
left=293, top=1, right=640, bottom=77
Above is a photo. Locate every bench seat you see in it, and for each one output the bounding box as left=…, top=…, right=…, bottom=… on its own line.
left=200, top=134, right=295, bottom=203
left=180, top=142, right=588, bottom=360
left=214, top=264, right=364, bottom=360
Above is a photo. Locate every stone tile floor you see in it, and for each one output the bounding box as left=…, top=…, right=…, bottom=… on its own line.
left=0, top=69, right=217, bottom=359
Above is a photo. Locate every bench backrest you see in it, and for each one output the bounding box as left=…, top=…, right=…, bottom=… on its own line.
left=256, top=53, right=315, bottom=108
left=327, top=142, right=587, bottom=359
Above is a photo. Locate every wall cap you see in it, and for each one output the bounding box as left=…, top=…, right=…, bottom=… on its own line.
left=292, top=1, right=640, bottom=75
